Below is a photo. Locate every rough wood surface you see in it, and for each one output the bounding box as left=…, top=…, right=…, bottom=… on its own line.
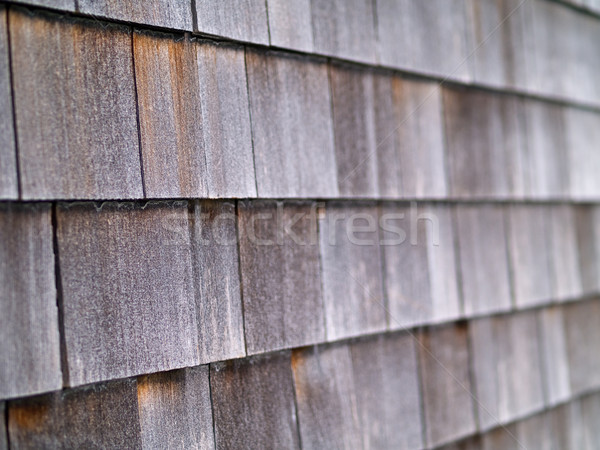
left=311, top=0, right=377, bottom=63
left=319, top=202, right=387, bottom=340
left=267, top=0, right=313, bottom=52
left=507, top=205, right=552, bottom=308
left=246, top=50, right=338, bottom=198
left=56, top=202, right=199, bottom=386
left=548, top=206, right=582, bottom=301
left=454, top=204, right=512, bottom=316
left=15, top=0, right=74, bottom=10
left=0, top=203, right=61, bottom=400
left=443, top=87, right=526, bottom=199
left=539, top=306, right=571, bottom=406
left=565, top=107, right=600, bottom=200
left=330, top=64, right=379, bottom=198
left=382, top=203, right=460, bottom=328
left=137, top=367, right=214, bottom=449
left=10, top=9, right=143, bottom=200
left=575, top=206, right=600, bottom=294
left=8, top=379, right=142, bottom=449
left=377, top=0, right=471, bottom=81
left=0, top=5, right=17, bottom=199
left=79, top=0, right=193, bottom=30
left=238, top=200, right=325, bottom=354
left=134, top=32, right=255, bottom=199
left=210, top=353, right=300, bottom=450
left=418, top=323, right=477, bottom=448
left=469, top=311, right=544, bottom=430
left=191, top=201, right=245, bottom=363
left=195, top=0, right=269, bottom=45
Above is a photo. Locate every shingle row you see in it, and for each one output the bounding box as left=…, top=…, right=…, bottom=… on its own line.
left=5, top=300, right=600, bottom=448
left=2, top=200, right=598, bottom=399
left=3, top=7, right=600, bottom=201
left=8, top=0, right=600, bottom=105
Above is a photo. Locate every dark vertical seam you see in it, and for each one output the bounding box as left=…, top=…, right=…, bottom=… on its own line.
left=451, top=205, right=466, bottom=317
left=51, top=203, right=70, bottom=386
left=190, top=0, right=198, bottom=32
left=371, top=0, right=380, bottom=62
left=235, top=201, right=249, bottom=356
left=315, top=202, right=329, bottom=341
left=187, top=201, right=203, bottom=362
left=4, top=402, right=10, bottom=450
left=129, top=28, right=147, bottom=198
left=414, top=329, right=429, bottom=448
left=375, top=201, right=391, bottom=330
left=464, top=321, right=481, bottom=431
left=534, top=309, right=551, bottom=407
left=326, top=62, right=341, bottom=194
left=73, top=0, right=80, bottom=12
left=207, top=366, right=218, bottom=450
left=289, top=353, right=304, bottom=450
left=439, top=87, right=453, bottom=205
left=504, top=206, right=517, bottom=309
left=243, top=48, right=260, bottom=198
left=5, top=7, right=22, bottom=199
left=264, top=0, right=272, bottom=45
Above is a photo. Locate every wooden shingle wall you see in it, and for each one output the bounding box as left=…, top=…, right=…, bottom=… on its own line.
left=1, top=0, right=600, bottom=448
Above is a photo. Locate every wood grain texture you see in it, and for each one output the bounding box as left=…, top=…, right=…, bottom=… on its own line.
left=465, top=0, right=529, bottom=88
left=311, top=0, right=377, bottom=63
left=210, top=352, right=300, bottom=450
left=376, top=0, right=471, bottom=81
left=575, top=206, right=600, bottom=294
left=469, top=311, right=545, bottom=430
left=246, top=50, right=338, bottom=198
left=548, top=206, right=582, bottom=301
left=565, top=107, right=600, bottom=201
left=523, top=101, right=569, bottom=199
left=0, top=203, right=61, bottom=400
left=10, top=9, right=143, bottom=200
left=418, top=323, right=476, bottom=448
left=267, top=0, right=313, bottom=52
left=191, top=201, right=245, bottom=363
left=134, top=32, right=256, bottom=198
left=8, top=379, right=142, bottom=449
left=581, top=391, right=600, bottom=449
left=563, top=299, right=600, bottom=395
left=238, top=200, right=325, bottom=354
left=443, top=87, right=526, bottom=199
left=538, top=306, right=571, bottom=406
left=292, top=336, right=422, bottom=450
left=319, top=202, right=387, bottom=341
left=330, top=64, right=379, bottom=198
left=13, top=0, right=74, bottom=10
left=195, top=0, right=269, bottom=45
left=57, top=202, right=199, bottom=386
left=382, top=203, right=460, bottom=329
left=0, top=5, right=17, bottom=199
left=507, top=205, right=552, bottom=308
left=454, top=204, right=512, bottom=316
left=79, top=0, right=193, bottom=30
left=137, top=367, right=214, bottom=449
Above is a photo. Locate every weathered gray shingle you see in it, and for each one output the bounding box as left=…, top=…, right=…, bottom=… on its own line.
left=11, top=9, right=143, bottom=200
left=382, top=203, right=460, bottom=329
left=0, top=5, right=17, bottom=200
left=267, top=0, right=313, bottom=52
left=137, top=367, right=214, bottom=449
left=57, top=202, right=199, bottom=386
left=565, top=107, right=600, bottom=200
left=78, top=0, right=193, bottom=30
left=319, top=202, right=387, bottom=340
left=443, top=87, right=526, bottom=199
left=194, top=0, right=269, bottom=45
left=522, top=101, right=569, bottom=199
left=238, top=200, right=324, bottom=354
left=134, top=32, right=255, bottom=199
left=538, top=306, right=571, bottom=406
left=0, top=203, right=61, bottom=400
left=246, top=50, right=338, bottom=198
left=330, top=64, right=379, bottom=198
left=465, top=0, right=529, bottom=88
left=548, top=206, right=582, bottom=301
left=581, top=391, right=600, bottom=449
left=469, top=311, right=545, bottom=430
left=311, top=0, right=377, bottom=63
left=8, top=379, right=141, bottom=448
left=507, top=205, right=552, bottom=308
left=15, top=0, right=74, bottom=10
left=191, top=201, right=245, bottom=363
left=210, top=353, right=300, bottom=449
left=563, top=299, right=600, bottom=395
left=454, top=204, right=512, bottom=316
left=575, top=206, right=600, bottom=294
left=418, top=323, right=477, bottom=447
left=376, top=0, right=471, bottom=81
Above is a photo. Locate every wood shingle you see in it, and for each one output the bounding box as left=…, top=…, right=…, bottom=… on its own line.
left=0, top=5, right=17, bottom=200
left=267, top=0, right=314, bottom=52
